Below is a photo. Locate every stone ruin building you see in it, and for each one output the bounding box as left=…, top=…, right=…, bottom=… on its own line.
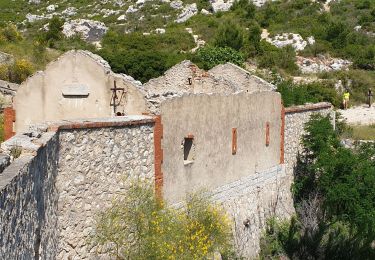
left=0, top=50, right=333, bottom=259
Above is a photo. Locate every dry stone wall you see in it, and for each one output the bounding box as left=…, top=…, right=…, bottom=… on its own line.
left=211, top=165, right=294, bottom=258
left=0, top=132, right=59, bottom=259
left=0, top=116, right=155, bottom=259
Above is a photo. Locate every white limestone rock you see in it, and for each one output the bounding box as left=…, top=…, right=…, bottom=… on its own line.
left=100, top=9, right=120, bottom=17
left=46, top=4, right=57, bottom=12
left=266, top=33, right=313, bottom=51
left=63, top=19, right=108, bottom=42
left=170, top=0, right=183, bottom=9
left=211, top=0, right=234, bottom=13
left=117, top=14, right=126, bottom=21
left=297, top=56, right=352, bottom=74
left=175, top=3, right=198, bottom=23
left=155, top=28, right=166, bottom=34
left=201, top=9, right=211, bottom=15
left=62, top=7, right=77, bottom=17
left=114, top=0, right=125, bottom=7
left=126, top=5, right=138, bottom=13
left=26, top=13, right=51, bottom=23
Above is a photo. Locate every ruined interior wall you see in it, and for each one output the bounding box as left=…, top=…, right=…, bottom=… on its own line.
left=161, top=92, right=282, bottom=203
left=0, top=132, right=59, bottom=259
left=56, top=123, right=155, bottom=259
left=14, top=51, right=148, bottom=133
left=14, top=51, right=113, bottom=132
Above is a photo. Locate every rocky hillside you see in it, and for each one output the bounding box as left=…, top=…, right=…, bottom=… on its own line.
left=0, top=0, right=374, bottom=104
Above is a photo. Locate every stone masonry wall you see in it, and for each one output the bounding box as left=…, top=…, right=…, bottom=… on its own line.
left=0, top=132, right=59, bottom=259
left=284, top=102, right=333, bottom=180
left=0, top=116, right=155, bottom=259
left=56, top=124, right=155, bottom=259
left=211, top=165, right=294, bottom=258
left=208, top=102, right=332, bottom=259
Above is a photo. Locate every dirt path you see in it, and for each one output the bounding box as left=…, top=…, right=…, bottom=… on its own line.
left=339, top=105, right=375, bottom=125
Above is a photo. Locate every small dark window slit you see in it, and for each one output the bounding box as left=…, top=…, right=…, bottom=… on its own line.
left=183, top=134, right=195, bottom=165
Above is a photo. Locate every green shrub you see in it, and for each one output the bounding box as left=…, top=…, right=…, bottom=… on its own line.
left=230, top=0, right=256, bottom=20
left=277, top=81, right=340, bottom=107
left=193, top=46, right=245, bottom=70
left=97, top=30, right=193, bottom=83
left=45, top=16, right=64, bottom=46
left=214, top=21, right=244, bottom=51
left=261, top=115, right=375, bottom=259
left=257, top=42, right=299, bottom=74
left=0, top=59, right=34, bottom=84
left=0, top=24, right=22, bottom=42
left=92, top=181, right=233, bottom=259
left=9, top=59, right=34, bottom=84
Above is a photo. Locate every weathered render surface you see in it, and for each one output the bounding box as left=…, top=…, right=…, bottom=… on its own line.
left=12, top=50, right=274, bottom=134
left=0, top=116, right=155, bottom=259
left=14, top=51, right=148, bottom=133
left=160, top=92, right=282, bottom=202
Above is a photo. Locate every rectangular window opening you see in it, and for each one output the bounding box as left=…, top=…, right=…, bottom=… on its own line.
left=183, top=136, right=195, bottom=165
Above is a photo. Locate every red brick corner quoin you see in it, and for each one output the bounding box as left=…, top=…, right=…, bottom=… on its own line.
left=4, top=107, right=16, bottom=141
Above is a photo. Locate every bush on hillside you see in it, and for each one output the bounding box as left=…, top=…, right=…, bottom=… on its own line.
left=0, top=24, right=22, bottom=43
left=92, top=181, right=234, bottom=259
left=230, top=0, right=256, bottom=20
left=45, top=16, right=64, bottom=46
left=277, top=81, right=340, bottom=107
left=214, top=22, right=244, bottom=51
left=97, top=30, right=193, bottom=83
left=193, top=46, right=244, bottom=70
left=257, top=42, right=299, bottom=74
left=260, top=115, right=375, bottom=259
left=0, top=59, right=34, bottom=84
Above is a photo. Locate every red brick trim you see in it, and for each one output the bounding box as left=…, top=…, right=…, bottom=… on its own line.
left=280, top=104, right=285, bottom=164
left=266, top=122, right=270, bottom=147
left=48, top=118, right=155, bottom=132
left=4, top=107, right=15, bottom=141
left=154, top=115, right=163, bottom=199
left=285, top=102, right=332, bottom=114
left=232, top=128, right=237, bottom=155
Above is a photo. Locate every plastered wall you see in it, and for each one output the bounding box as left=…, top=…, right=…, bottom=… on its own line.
left=14, top=51, right=148, bottom=133
left=160, top=92, right=283, bottom=202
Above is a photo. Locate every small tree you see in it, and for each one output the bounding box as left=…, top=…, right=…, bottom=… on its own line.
left=92, top=181, right=234, bottom=259
left=214, top=22, right=244, bottom=51
left=45, top=16, right=64, bottom=46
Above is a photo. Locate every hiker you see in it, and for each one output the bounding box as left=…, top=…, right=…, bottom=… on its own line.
left=343, top=90, right=350, bottom=109
left=368, top=88, right=373, bottom=108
